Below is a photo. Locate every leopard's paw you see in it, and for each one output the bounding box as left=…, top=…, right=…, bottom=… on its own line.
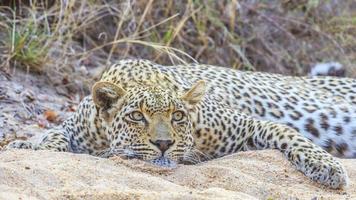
left=4, top=140, right=35, bottom=150
left=303, top=158, right=348, bottom=189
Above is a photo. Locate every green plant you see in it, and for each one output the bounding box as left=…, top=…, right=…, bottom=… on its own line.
left=9, top=21, right=49, bottom=72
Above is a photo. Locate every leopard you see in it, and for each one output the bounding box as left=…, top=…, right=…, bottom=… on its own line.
left=5, top=59, right=354, bottom=189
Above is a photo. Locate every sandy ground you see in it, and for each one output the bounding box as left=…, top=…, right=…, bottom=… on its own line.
left=0, top=149, right=354, bottom=200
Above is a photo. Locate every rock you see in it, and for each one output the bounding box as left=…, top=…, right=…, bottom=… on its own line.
left=0, top=150, right=354, bottom=200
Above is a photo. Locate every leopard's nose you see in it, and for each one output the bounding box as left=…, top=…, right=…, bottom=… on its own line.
left=150, top=139, right=175, bottom=153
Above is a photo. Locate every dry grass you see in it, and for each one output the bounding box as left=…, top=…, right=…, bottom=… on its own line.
left=0, top=0, right=355, bottom=91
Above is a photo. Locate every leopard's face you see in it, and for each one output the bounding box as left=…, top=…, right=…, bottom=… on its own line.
left=92, top=80, right=206, bottom=167
left=109, top=86, right=195, bottom=167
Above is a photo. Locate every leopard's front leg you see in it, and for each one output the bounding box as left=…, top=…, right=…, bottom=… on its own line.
left=248, top=120, right=349, bottom=189
left=37, top=128, right=70, bottom=151
left=5, top=127, right=70, bottom=152
left=194, top=100, right=348, bottom=189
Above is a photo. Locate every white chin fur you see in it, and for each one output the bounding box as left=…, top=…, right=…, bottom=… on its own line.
left=150, top=157, right=177, bottom=168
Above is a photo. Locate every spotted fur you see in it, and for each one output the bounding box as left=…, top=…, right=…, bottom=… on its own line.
left=5, top=59, right=352, bottom=189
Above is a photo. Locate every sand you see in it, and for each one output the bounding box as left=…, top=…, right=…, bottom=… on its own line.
left=0, top=149, right=354, bottom=200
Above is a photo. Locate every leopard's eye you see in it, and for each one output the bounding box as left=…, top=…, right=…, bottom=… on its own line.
left=172, top=111, right=184, bottom=121
left=129, top=111, right=145, bottom=121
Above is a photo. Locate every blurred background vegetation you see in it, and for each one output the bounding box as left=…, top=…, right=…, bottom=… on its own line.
left=0, top=0, right=355, bottom=92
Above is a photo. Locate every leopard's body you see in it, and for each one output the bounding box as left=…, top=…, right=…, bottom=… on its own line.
left=5, top=59, right=354, bottom=189
left=152, top=63, right=356, bottom=157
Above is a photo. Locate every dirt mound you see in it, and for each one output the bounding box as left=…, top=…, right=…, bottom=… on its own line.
left=0, top=149, right=354, bottom=199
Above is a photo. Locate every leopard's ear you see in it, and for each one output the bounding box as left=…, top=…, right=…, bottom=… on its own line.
left=182, top=80, right=206, bottom=106
left=92, top=81, right=126, bottom=111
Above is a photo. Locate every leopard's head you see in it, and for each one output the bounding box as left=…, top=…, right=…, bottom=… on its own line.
left=92, top=80, right=206, bottom=167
